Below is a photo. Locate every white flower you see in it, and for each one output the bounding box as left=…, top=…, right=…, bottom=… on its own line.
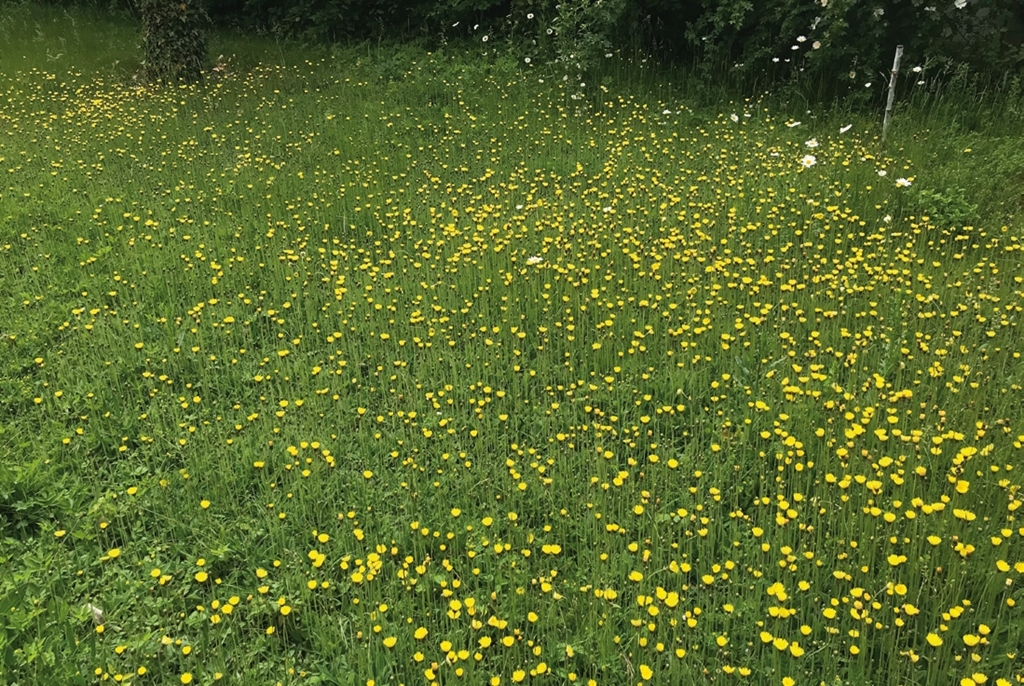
left=515, top=204, right=524, bottom=210
left=877, top=169, right=887, bottom=177
left=786, top=121, right=802, bottom=128
left=527, top=256, right=543, bottom=265
left=812, top=41, right=821, bottom=49
left=873, top=7, right=884, bottom=17
left=954, top=0, right=967, bottom=8
left=452, top=21, right=459, bottom=27
left=605, top=53, right=613, bottom=58
left=796, top=35, right=807, bottom=42
left=865, top=82, right=873, bottom=88
left=526, top=12, right=534, bottom=19
left=524, top=57, right=531, bottom=63
left=730, top=113, right=740, bottom=122
left=602, top=206, right=613, bottom=213
left=792, top=45, right=800, bottom=50
left=772, top=57, right=780, bottom=63
left=800, top=154, right=817, bottom=168
left=663, top=109, right=673, bottom=115
left=805, top=138, right=819, bottom=148
left=883, top=214, right=892, bottom=223
left=482, top=35, right=489, bottom=42
left=839, top=124, right=853, bottom=133
left=87, top=603, right=104, bottom=624
left=547, top=27, right=553, bottom=35
left=896, top=177, right=912, bottom=187
left=912, top=66, right=923, bottom=73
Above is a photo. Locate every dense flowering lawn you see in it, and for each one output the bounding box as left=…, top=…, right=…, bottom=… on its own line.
left=1, top=54, right=1022, bottom=686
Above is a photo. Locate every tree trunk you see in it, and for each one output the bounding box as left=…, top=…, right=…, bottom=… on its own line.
left=141, top=0, right=209, bottom=83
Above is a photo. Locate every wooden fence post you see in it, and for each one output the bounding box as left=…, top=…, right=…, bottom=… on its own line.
left=882, top=44, right=904, bottom=145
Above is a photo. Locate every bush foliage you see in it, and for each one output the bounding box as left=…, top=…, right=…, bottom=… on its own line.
left=53, top=0, right=1024, bottom=87
left=210, top=0, right=1022, bottom=84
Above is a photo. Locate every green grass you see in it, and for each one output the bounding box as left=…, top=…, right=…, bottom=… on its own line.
left=2, top=6, right=1023, bottom=686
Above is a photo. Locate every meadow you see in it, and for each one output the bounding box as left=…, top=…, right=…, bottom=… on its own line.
left=1, top=6, right=1023, bottom=686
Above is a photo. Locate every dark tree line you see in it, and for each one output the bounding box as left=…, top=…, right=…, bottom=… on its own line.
left=122, top=0, right=1023, bottom=86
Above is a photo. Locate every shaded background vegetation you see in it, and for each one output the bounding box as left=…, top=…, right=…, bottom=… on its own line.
left=19, top=0, right=1024, bottom=97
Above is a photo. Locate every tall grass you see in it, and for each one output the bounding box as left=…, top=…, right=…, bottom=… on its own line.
left=1, top=6, right=1022, bottom=686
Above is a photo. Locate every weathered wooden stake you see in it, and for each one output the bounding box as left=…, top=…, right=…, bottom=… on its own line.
left=882, top=44, right=904, bottom=145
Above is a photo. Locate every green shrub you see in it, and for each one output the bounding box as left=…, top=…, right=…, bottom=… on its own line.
left=914, top=186, right=978, bottom=229
left=675, top=0, right=1024, bottom=100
